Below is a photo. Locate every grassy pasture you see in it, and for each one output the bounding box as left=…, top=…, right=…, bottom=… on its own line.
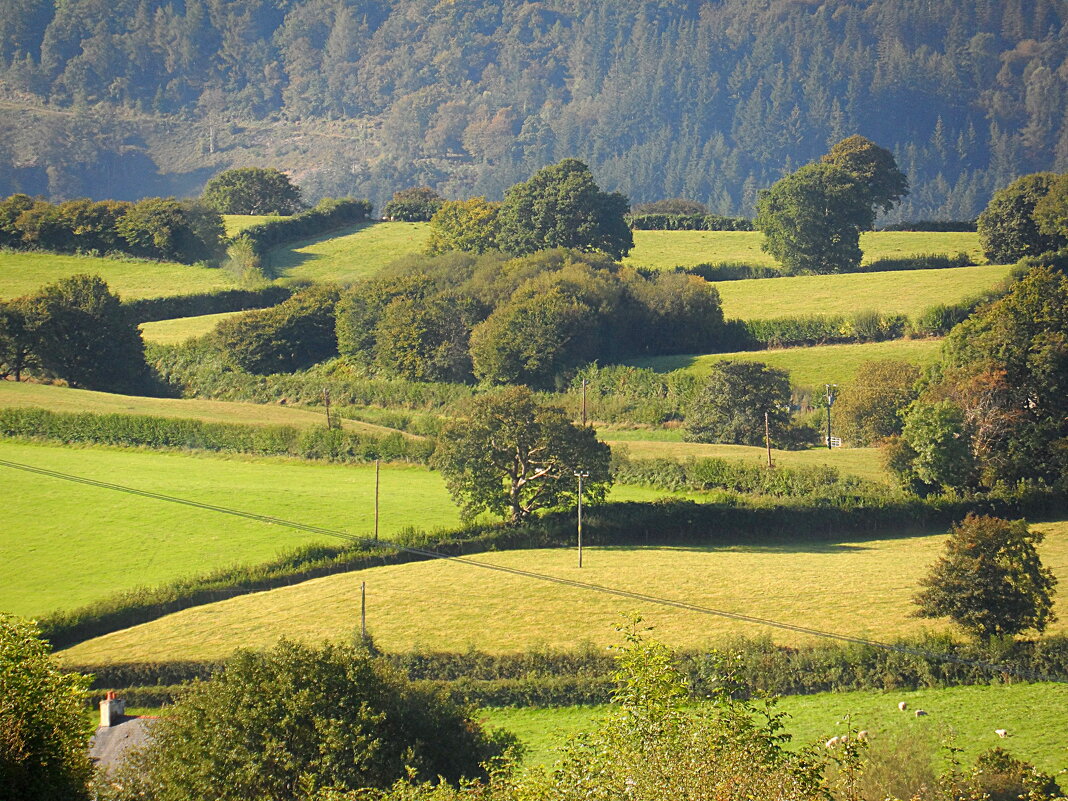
left=0, top=439, right=683, bottom=618
left=57, top=522, right=1068, bottom=663
left=139, top=310, right=246, bottom=344
left=712, top=264, right=1013, bottom=320
left=222, top=214, right=281, bottom=237
left=0, top=250, right=236, bottom=300
left=623, top=230, right=984, bottom=271
left=0, top=381, right=404, bottom=437
left=267, top=221, right=430, bottom=284
left=484, top=683, right=1068, bottom=777
left=601, top=438, right=889, bottom=483
left=626, top=338, right=944, bottom=388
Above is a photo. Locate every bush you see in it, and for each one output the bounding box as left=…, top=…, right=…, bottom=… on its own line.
left=679, top=262, right=782, bottom=281
left=859, top=251, right=972, bottom=272
left=383, top=187, right=445, bottom=222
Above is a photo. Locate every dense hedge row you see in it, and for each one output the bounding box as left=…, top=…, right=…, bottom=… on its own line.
left=237, top=198, right=372, bottom=254
left=42, top=485, right=1066, bottom=650
left=677, top=252, right=971, bottom=284
left=728, top=312, right=909, bottom=349
left=858, top=251, right=972, bottom=272
left=878, top=220, right=977, bottom=232
left=123, top=285, right=295, bottom=323
left=0, top=407, right=433, bottom=463
left=625, top=213, right=754, bottom=231
left=78, top=634, right=1068, bottom=709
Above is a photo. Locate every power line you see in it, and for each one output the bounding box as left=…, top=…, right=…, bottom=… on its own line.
left=2, top=457, right=1065, bottom=684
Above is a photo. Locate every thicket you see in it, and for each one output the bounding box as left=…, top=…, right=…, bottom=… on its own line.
left=122, top=285, right=295, bottom=324
left=40, top=484, right=1067, bottom=651
left=0, top=407, right=432, bottom=463
left=0, top=194, right=225, bottom=263
left=382, top=187, right=444, bottom=222
left=676, top=251, right=971, bottom=284
left=625, top=213, right=753, bottom=231
left=234, top=198, right=372, bottom=256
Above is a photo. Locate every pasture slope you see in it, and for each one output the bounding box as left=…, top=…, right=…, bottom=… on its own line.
left=56, top=521, right=1068, bottom=663
left=139, top=310, right=245, bottom=344
left=0, top=439, right=685, bottom=618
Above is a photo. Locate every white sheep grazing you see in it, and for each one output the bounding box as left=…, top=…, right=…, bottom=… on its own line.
left=825, top=736, right=840, bottom=748
left=915, top=709, right=928, bottom=717
left=995, top=729, right=1009, bottom=738
left=898, top=701, right=908, bottom=711
left=857, top=730, right=869, bottom=741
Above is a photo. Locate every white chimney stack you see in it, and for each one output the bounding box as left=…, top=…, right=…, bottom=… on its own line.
left=99, top=691, right=126, bottom=727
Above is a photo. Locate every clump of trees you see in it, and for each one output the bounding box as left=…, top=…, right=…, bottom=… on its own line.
left=383, top=186, right=445, bottom=221
left=0, top=614, right=94, bottom=801
left=914, top=514, right=1057, bottom=640
left=0, top=274, right=148, bottom=392
left=433, top=386, right=611, bottom=522
left=201, top=167, right=304, bottom=215
left=425, top=159, right=632, bottom=260
left=887, top=266, right=1068, bottom=493
left=977, top=172, right=1068, bottom=264
left=0, top=194, right=226, bottom=263
left=756, top=136, right=908, bottom=274
left=835, top=360, right=921, bottom=446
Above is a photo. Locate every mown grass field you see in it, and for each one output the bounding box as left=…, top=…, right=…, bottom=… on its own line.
left=222, top=214, right=281, bottom=237
left=484, top=683, right=1068, bottom=778
left=712, top=264, right=1012, bottom=320
left=57, top=521, right=1068, bottom=663
left=627, top=338, right=944, bottom=388
left=139, top=310, right=246, bottom=344
left=268, top=221, right=430, bottom=284
left=0, top=381, right=404, bottom=436
left=0, top=439, right=683, bottom=618
left=0, top=251, right=236, bottom=300
left=623, top=230, right=984, bottom=271
left=601, top=438, right=889, bottom=483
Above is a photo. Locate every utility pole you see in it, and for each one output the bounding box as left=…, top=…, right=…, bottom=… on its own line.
left=575, top=470, right=589, bottom=568
left=360, top=581, right=366, bottom=639
left=765, top=410, right=773, bottom=468
left=374, top=459, right=380, bottom=541
left=825, top=383, right=838, bottom=449
left=581, top=378, right=588, bottom=426
left=323, top=387, right=332, bottom=429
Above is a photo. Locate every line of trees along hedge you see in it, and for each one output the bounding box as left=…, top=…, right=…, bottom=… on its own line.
left=0, top=407, right=432, bottom=463
left=77, top=633, right=1068, bottom=710
left=122, top=285, right=295, bottom=324
left=38, top=486, right=1067, bottom=650
left=625, top=213, right=754, bottom=231
left=0, top=194, right=225, bottom=263
left=234, top=198, right=372, bottom=255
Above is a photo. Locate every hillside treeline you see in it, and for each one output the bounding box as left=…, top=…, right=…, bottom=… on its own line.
left=0, top=0, right=1065, bottom=216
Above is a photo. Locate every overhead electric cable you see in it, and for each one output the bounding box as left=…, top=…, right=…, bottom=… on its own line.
left=2, top=457, right=1064, bottom=684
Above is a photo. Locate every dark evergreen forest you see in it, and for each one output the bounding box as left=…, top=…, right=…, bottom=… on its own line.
left=0, top=0, right=1065, bottom=218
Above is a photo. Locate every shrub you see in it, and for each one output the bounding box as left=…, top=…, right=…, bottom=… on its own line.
left=383, top=187, right=445, bottom=222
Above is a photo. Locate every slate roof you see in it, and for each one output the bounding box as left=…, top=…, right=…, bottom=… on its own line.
left=89, top=716, right=157, bottom=771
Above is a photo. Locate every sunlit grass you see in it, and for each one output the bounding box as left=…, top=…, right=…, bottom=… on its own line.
left=139, top=310, right=246, bottom=344
left=268, top=221, right=430, bottom=284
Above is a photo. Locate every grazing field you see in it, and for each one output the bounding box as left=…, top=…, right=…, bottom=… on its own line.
left=601, top=438, right=889, bottom=483
left=0, top=381, right=404, bottom=436
left=484, top=683, right=1068, bottom=778
left=0, top=439, right=684, bottom=618
left=0, top=250, right=236, bottom=300
left=627, top=338, right=944, bottom=388
left=267, top=221, right=430, bottom=284
left=712, top=264, right=1013, bottom=320
left=222, top=214, right=281, bottom=237
left=623, top=230, right=984, bottom=271
left=57, top=522, right=1068, bottom=663
left=139, top=310, right=246, bottom=344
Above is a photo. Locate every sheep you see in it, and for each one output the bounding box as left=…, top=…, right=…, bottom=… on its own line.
left=995, top=729, right=1009, bottom=738
left=825, top=736, right=840, bottom=748
left=898, top=701, right=908, bottom=711
left=857, top=730, right=869, bottom=741
left=915, top=709, right=928, bottom=717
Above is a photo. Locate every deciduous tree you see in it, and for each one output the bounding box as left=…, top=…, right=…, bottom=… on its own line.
left=977, top=173, right=1065, bottom=264
left=913, top=514, right=1057, bottom=640
left=683, top=360, right=792, bottom=446
left=835, top=359, right=921, bottom=446
left=201, top=167, right=304, bottom=215
left=425, top=197, right=501, bottom=255
left=821, top=134, right=909, bottom=215
left=433, top=386, right=611, bottom=522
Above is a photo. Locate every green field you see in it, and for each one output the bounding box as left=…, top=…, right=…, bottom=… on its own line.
left=623, top=230, right=984, bottom=271
left=712, top=264, right=1012, bottom=320
left=602, top=438, right=889, bottom=483
left=139, top=310, right=246, bottom=344
left=0, top=439, right=683, bottom=618
left=0, top=381, right=405, bottom=436
left=222, top=214, right=281, bottom=237
left=267, top=221, right=430, bottom=284
left=484, top=683, right=1068, bottom=778
left=627, top=338, right=944, bottom=388
left=57, top=522, right=1068, bottom=663
left=0, top=250, right=237, bottom=300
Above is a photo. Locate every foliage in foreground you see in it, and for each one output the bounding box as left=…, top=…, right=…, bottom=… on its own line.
left=914, top=514, right=1058, bottom=640
left=100, top=639, right=510, bottom=801
left=0, top=614, right=93, bottom=801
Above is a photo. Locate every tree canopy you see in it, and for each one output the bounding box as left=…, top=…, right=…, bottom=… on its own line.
left=976, top=173, right=1067, bottom=264
left=425, top=197, right=501, bottom=255
left=684, top=360, right=793, bottom=446
left=821, top=134, right=909, bottom=215
left=433, top=385, right=611, bottom=522
left=202, top=167, right=304, bottom=216
left=913, top=514, right=1058, bottom=640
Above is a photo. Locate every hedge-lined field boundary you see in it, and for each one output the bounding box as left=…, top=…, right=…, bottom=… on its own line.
left=124, top=285, right=296, bottom=323
left=237, top=198, right=373, bottom=255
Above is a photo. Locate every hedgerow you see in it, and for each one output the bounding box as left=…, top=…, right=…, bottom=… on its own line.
left=123, top=285, right=295, bottom=324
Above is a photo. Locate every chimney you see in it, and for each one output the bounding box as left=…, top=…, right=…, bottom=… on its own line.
left=99, top=691, right=126, bottom=728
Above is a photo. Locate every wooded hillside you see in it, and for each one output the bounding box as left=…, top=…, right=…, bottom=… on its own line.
left=0, top=0, right=1064, bottom=216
